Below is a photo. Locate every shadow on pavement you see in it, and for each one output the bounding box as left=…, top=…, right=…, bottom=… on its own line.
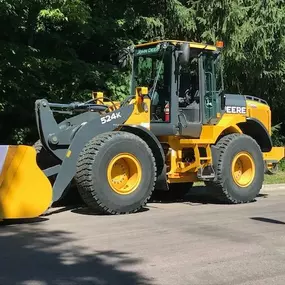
left=0, top=224, right=153, bottom=285
left=149, top=194, right=224, bottom=205
left=0, top=218, right=49, bottom=226
left=251, top=217, right=285, bottom=225
left=25, top=186, right=269, bottom=219
left=71, top=186, right=229, bottom=216
left=149, top=185, right=270, bottom=206
left=150, top=186, right=228, bottom=205
left=43, top=206, right=81, bottom=216
left=71, top=206, right=149, bottom=216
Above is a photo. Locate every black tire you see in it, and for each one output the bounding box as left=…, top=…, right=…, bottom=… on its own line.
left=152, top=182, right=193, bottom=202
left=207, top=133, right=264, bottom=204
left=33, top=140, right=83, bottom=206
left=75, top=131, right=157, bottom=214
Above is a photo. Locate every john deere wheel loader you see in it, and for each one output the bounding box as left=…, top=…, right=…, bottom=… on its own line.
left=0, top=40, right=284, bottom=220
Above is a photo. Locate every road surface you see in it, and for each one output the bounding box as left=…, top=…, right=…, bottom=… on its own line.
left=1, top=185, right=285, bottom=285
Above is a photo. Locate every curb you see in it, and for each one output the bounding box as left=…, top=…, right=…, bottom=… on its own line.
left=262, top=184, right=285, bottom=191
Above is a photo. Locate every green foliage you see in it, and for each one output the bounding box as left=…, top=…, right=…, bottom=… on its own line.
left=271, top=123, right=285, bottom=147
left=1, top=0, right=285, bottom=144
left=279, top=159, right=285, bottom=172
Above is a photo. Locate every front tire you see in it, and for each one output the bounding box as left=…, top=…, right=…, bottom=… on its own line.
left=208, top=133, right=264, bottom=204
left=75, top=131, right=157, bottom=214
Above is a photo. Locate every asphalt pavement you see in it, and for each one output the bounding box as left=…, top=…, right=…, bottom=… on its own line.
left=1, top=184, right=285, bottom=285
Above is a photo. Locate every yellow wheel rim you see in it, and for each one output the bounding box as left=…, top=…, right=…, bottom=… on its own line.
left=107, top=153, right=142, bottom=195
left=231, top=151, right=255, bottom=188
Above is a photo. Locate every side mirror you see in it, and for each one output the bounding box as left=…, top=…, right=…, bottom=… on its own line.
left=117, top=47, right=131, bottom=68
left=179, top=43, right=190, bottom=65
left=117, top=46, right=134, bottom=69
left=118, top=52, right=128, bottom=68
left=118, top=56, right=127, bottom=68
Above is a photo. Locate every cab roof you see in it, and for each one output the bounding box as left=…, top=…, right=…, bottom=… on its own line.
left=135, top=40, right=218, bottom=51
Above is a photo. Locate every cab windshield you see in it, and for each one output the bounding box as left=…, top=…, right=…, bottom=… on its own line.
left=131, top=44, right=171, bottom=104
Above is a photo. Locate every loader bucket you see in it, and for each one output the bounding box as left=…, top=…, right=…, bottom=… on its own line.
left=0, top=145, right=52, bottom=220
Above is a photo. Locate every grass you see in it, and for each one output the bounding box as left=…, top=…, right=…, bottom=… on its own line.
left=264, top=171, right=285, bottom=184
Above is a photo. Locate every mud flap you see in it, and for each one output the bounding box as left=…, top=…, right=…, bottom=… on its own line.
left=0, top=145, right=52, bottom=219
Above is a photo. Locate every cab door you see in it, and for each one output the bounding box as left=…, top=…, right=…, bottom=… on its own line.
left=199, top=53, right=221, bottom=124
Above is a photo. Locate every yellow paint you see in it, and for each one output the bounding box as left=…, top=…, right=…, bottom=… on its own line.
left=124, top=87, right=151, bottom=129
left=135, top=40, right=217, bottom=51
left=92, top=91, right=104, bottom=100
left=231, top=151, right=255, bottom=187
left=158, top=112, right=273, bottom=184
left=137, top=86, right=149, bottom=96
left=162, top=131, right=285, bottom=185
left=263, top=147, right=285, bottom=162
left=246, top=99, right=271, bottom=134
left=130, top=40, right=280, bottom=186
left=179, top=114, right=245, bottom=145
left=160, top=136, right=212, bottom=183
left=92, top=91, right=121, bottom=111
left=178, top=145, right=201, bottom=173
left=168, top=173, right=198, bottom=183
left=0, top=146, right=52, bottom=219
left=66, top=150, right=71, bottom=158
left=107, top=153, right=142, bottom=195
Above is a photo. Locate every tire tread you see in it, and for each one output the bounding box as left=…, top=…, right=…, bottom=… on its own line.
left=75, top=131, right=157, bottom=214
left=209, top=133, right=263, bottom=204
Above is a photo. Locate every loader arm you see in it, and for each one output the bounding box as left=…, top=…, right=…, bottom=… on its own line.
left=35, top=99, right=107, bottom=162
left=35, top=99, right=135, bottom=202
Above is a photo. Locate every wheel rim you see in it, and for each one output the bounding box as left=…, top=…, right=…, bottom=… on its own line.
left=231, top=151, right=255, bottom=188
left=107, top=153, right=142, bottom=195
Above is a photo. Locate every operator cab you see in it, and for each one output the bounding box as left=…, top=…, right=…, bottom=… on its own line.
left=130, top=40, right=225, bottom=137
left=131, top=42, right=172, bottom=122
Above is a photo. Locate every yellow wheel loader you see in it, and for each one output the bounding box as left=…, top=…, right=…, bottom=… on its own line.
left=0, top=40, right=284, bottom=220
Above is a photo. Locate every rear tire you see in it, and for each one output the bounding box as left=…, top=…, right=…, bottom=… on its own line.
left=75, top=131, right=157, bottom=214
left=207, top=133, right=264, bottom=204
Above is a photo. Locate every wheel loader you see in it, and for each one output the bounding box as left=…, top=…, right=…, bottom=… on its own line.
left=0, top=39, right=284, bottom=220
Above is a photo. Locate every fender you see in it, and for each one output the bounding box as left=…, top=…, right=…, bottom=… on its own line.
left=237, top=118, right=272, bottom=152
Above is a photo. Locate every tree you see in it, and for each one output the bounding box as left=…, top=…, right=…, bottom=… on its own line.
left=0, top=0, right=284, bottom=144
